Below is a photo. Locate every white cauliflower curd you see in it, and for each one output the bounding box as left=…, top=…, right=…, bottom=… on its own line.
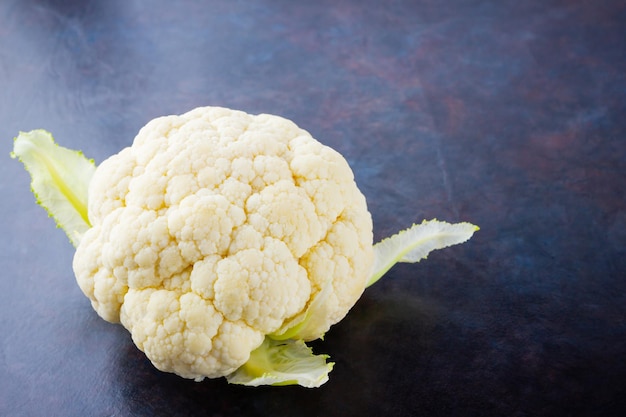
left=73, top=106, right=374, bottom=381
left=12, top=107, right=477, bottom=387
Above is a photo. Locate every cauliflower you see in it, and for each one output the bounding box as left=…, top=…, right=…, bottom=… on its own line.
left=11, top=106, right=478, bottom=387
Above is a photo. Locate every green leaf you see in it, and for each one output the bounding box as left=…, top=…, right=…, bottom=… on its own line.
left=11, top=129, right=96, bottom=247
left=268, top=277, right=332, bottom=342
left=226, top=337, right=334, bottom=388
left=367, top=219, right=479, bottom=287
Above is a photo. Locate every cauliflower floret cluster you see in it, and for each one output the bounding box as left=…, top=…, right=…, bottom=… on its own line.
left=72, top=106, right=374, bottom=380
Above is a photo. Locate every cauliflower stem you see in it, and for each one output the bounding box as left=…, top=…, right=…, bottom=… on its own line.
left=11, top=114, right=477, bottom=389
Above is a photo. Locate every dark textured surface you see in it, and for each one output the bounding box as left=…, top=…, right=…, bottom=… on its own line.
left=1, top=0, right=625, bottom=416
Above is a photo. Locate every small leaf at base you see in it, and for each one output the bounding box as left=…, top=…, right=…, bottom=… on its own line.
left=226, top=337, right=334, bottom=388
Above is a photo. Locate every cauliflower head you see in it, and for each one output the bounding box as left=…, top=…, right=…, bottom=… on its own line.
left=72, top=106, right=374, bottom=380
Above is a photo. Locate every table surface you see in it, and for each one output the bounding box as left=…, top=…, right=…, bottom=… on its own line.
left=1, top=0, right=625, bottom=416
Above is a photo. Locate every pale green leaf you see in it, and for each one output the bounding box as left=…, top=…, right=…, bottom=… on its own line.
left=367, top=219, right=479, bottom=287
left=269, top=277, right=333, bottom=342
left=11, top=129, right=95, bottom=247
left=226, top=337, right=334, bottom=388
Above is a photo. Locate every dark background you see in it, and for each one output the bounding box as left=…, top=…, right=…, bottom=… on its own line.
left=1, top=0, right=625, bottom=416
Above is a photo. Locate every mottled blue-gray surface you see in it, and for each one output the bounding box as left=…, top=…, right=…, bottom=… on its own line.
left=1, top=0, right=625, bottom=416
